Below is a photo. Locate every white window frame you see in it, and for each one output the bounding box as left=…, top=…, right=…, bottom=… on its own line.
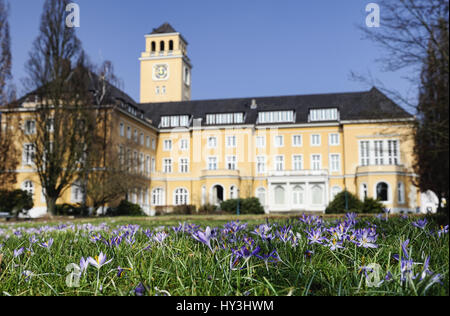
left=329, top=154, right=341, bottom=173
left=292, top=134, right=303, bottom=147
left=329, top=133, right=340, bottom=146
left=179, top=158, right=189, bottom=173
left=292, top=155, right=303, bottom=171
left=256, top=155, right=266, bottom=174
left=311, top=154, right=322, bottom=170
left=207, top=136, right=217, bottom=149
left=311, top=134, right=321, bottom=147
left=152, top=188, right=165, bottom=206
left=275, top=155, right=285, bottom=171
left=208, top=156, right=218, bottom=171
left=226, top=155, right=237, bottom=171
left=23, top=143, right=35, bottom=165
left=179, top=138, right=189, bottom=151
left=226, top=135, right=237, bottom=148
left=163, top=158, right=172, bottom=173
left=174, top=188, right=189, bottom=206
left=256, top=136, right=266, bottom=148
left=119, top=122, right=124, bottom=137
left=274, top=135, right=284, bottom=148
left=163, top=139, right=172, bottom=151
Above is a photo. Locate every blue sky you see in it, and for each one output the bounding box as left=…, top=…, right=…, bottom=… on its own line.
left=8, top=0, right=417, bottom=108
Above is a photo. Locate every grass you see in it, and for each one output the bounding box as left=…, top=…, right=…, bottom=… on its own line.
left=0, top=214, right=448, bottom=296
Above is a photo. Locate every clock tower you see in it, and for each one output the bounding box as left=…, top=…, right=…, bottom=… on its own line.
left=140, top=23, right=192, bottom=103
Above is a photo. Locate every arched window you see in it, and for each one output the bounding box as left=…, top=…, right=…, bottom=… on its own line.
left=397, top=182, right=405, bottom=204
left=292, top=185, right=304, bottom=205
left=160, top=41, right=165, bottom=51
left=376, top=182, right=389, bottom=202
left=22, top=180, right=34, bottom=198
left=174, top=188, right=188, bottom=205
left=274, top=186, right=285, bottom=205
left=257, top=187, right=266, bottom=206
left=360, top=183, right=368, bottom=201
left=230, top=186, right=237, bottom=199
left=151, top=41, right=156, bottom=52
left=169, top=40, right=174, bottom=51
left=152, top=188, right=164, bottom=206
left=311, top=185, right=323, bottom=205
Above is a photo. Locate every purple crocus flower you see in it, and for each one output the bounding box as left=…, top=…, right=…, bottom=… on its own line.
left=135, top=283, right=146, bottom=296
left=80, top=257, right=89, bottom=274
left=153, top=231, right=169, bottom=244
left=412, top=218, right=427, bottom=229
left=39, top=238, right=54, bottom=249
left=437, top=225, right=449, bottom=238
left=192, top=227, right=213, bottom=252
left=87, top=252, right=113, bottom=269
left=306, top=228, right=326, bottom=245
left=252, top=224, right=274, bottom=241
left=14, top=247, right=24, bottom=258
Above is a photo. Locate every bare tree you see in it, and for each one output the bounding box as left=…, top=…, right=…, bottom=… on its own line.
left=24, top=0, right=93, bottom=215
left=0, top=0, right=19, bottom=190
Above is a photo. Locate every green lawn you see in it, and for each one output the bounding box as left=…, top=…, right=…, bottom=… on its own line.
left=0, top=214, right=448, bottom=296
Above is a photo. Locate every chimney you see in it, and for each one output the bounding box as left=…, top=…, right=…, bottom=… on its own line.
left=250, top=99, right=257, bottom=110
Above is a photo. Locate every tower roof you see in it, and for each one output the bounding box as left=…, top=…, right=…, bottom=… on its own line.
left=150, top=23, right=177, bottom=35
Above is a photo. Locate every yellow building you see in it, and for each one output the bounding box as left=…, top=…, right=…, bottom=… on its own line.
left=0, top=23, right=436, bottom=217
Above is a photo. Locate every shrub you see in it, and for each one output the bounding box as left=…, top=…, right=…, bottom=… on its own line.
left=325, top=190, right=363, bottom=214
left=55, top=204, right=90, bottom=217
left=198, top=204, right=217, bottom=214
left=361, top=197, right=385, bottom=214
left=173, top=204, right=196, bottom=215
left=114, top=200, right=145, bottom=216
left=220, top=197, right=265, bottom=215
left=0, top=189, right=34, bottom=218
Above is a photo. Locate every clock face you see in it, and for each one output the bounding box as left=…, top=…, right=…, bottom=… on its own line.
left=154, top=64, right=168, bottom=80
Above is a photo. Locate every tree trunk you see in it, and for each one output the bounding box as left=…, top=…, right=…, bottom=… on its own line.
left=46, top=196, right=57, bottom=216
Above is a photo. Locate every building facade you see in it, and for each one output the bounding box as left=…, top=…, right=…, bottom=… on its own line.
left=0, top=23, right=435, bottom=217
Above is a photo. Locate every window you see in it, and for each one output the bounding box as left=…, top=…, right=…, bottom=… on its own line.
left=292, top=135, right=302, bottom=147
left=139, top=153, right=144, bottom=174
left=180, top=139, right=189, bottom=150
left=184, top=66, right=191, bottom=86
left=24, top=120, right=36, bottom=135
left=376, top=182, right=389, bottom=202
left=230, top=186, right=238, bottom=199
left=311, top=185, right=324, bottom=205
left=309, top=108, right=339, bottom=122
left=22, top=180, right=34, bottom=197
left=146, top=156, right=150, bottom=176
left=140, top=133, right=144, bottom=146
left=119, top=122, right=124, bottom=137
left=151, top=157, right=156, bottom=173
left=163, top=159, right=172, bottom=173
left=151, top=41, right=156, bottom=52
left=274, top=135, right=284, bottom=147
left=329, top=133, right=339, bottom=146
left=274, top=186, right=285, bottom=205
left=360, top=183, right=368, bottom=201
left=208, top=157, right=218, bottom=170
left=360, top=141, right=370, bottom=166
left=374, top=141, right=384, bottom=165
left=292, top=155, right=303, bottom=171
left=388, top=140, right=399, bottom=165
left=226, top=156, right=237, bottom=170
left=330, top=154, right=340, bottom=172
left=311, top=155, right=321, bottom=170
left=161, top=115, right=190, bottom=128
left=23, top=144, right=35, bottom=165
left=179, top=158, right=189, bottom=173
left=257, top=188, right=266, bottom=206
left=133, top=151, right=138, bottom=173
left=226, top=136, right=236, bottom=148
left=292, top=186, right=304, bottom=205
left=163, top=139, right=172, bottom=151
left=397, top=182, right=405, bottom=204
left=119, top=145, right=124, bottom=166
left=146, top=136, right=150, bottom=148
left=152, top=188, right=164, bottom=206
left=152, top=138, right=156, bottom=150
left=258, top=111, right=294, bottom=124
left=127, top=126, right=131, bottom=139
left=174, top=188, right=189, bottom=205
left=257, top=156, right=266, bottom=173
left=275, top=156, right=284, bottom=171
left=256, top=136, right=266, bottom=148
left=206, top=113, right=244, bottom=125
left=311, top=134, right=321, bottom=146
left=160, top=41, right=165, bottom=51
left=134, top=129, right=138, bottom=143
left=207, top=136, right=217, bottom=148
left=331, top=186, right=342, bottom=201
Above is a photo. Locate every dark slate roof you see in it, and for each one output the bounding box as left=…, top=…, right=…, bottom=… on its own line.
left=138, top=88, right=413, bottom=128
left=150, top=23, right=177, bottom=35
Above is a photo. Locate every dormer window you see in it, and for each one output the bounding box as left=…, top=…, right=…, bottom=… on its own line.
left=257, top=111, right=294, bottom=124
left=160, top=115, right=190, bottom=128
left=206, top=113, right=244, bottom=125
left=309, top=108, right=339, bottom=122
